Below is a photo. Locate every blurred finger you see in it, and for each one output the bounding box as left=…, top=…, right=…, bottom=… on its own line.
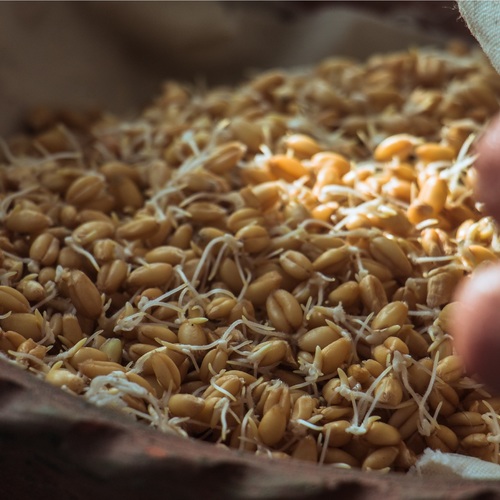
left=451, top=264, right=500, bottom=394
left=474, top=114, right=500, bottom=223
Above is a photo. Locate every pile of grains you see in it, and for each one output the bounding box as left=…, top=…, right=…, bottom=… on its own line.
left=2, top=44, right=500, bottom=473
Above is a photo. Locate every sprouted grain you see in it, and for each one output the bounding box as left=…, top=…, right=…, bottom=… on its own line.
left=1, top=43, right=500, bottom=472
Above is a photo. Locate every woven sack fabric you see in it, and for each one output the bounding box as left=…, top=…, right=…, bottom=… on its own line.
left=459, top=0, right=500, bottom=72
left=411, top=449, right=500, bottom=480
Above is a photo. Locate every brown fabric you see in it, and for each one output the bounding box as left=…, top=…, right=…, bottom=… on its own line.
left=0, top=2, right=449, bottom=134
left=2, top=357, right=500, bottom=499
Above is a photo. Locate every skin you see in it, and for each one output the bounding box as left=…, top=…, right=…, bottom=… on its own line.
left=451, top=115, right=500, bottom=394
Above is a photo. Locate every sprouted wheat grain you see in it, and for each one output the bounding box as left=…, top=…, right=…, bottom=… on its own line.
left=1, top=44, right=500, bottom=471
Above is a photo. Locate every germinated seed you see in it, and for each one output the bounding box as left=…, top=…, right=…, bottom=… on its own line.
left=0, top=45, right=499, bottom=472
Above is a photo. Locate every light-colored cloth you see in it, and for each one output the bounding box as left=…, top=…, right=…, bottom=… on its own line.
left=459, top=0, right=500, bottom=73
left=411, top=448, right=500, bottom=480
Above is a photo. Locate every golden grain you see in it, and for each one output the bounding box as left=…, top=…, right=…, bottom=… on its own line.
left=320, top=405, right=354, bottom=422
left=16, top=280, right=46, bottom=303
left=426, top=269, right=462, bottom=308
left=291, top=394, right=317, bottom=422
left=418, top=176, right=449, bottom=215
left=178, top=321, right=207, bottom=346
left=362, top=446, right=399, bottom=470
left=127, top=263, right=173, bottom=289
left=227, top=208, right=265, bottom=234
left=322, top=420, right=352, bottom=447
left=266, top=289, right=303, bottom=333
left=79, top=360, right=127, bottom=378
left=5, top=208, right=51, bottom=234
left=461, top=433, right=490, bottom=450
left=17, top=338, right=47, bottom=360
left=0, top=46, right=497, bottom=472
left=203, top=374, right=242, bottom=400
left=98, top=338, right=122, bottom=364
left=436, top=355, right=464, bottom=384
left=205, top=141, right=246, bottom=174
left=116, top=217, right=160, bottom=241
left=73, top=221, right=115, bottom=246
left=151, top=352, right=182, bottom=391
left=0, top=286, right=30, bottom=314
left=327, top=281, right=360, bottom=308
left=92, top=238, right=125, bottom=262
left=96, top=260, right=128, bottom=294
left=425, top=425, right=459, bottom=453
left=58, top=247, right=84, bottom=270
left=374, top=375, right=404, bottom=406
left=229, top=117, right=264, bottom=153
left=359, top=275, right=388, bottom=314
left=235, top=225, right=270, bottom=254
left=1, top=312, right=43, bottom=341
left=204, top=296, right=237, bottom=321
left=321, top=337, right=351, bottom=376
left=29, top=233, right=60, bottom=265
left=258, top=405, right=287, bottom=446
left=369, top=236, right=412, bottom=278
left=428, top=382, right=459, bottom=417
left=186, top=202, right=227, bottom=223
left=268, top=155, right=308, bottom=182
left=374, top=134, right=416, bottom=161
left=66, top=176, right=106, bottom=206
left=279, top=250, right=313, bottom=281
left=321, top=378, right=345, bottom=406
left=298, top=325, right=342, bottom=353
left=324, top=448, right=360, bottom=467
left=312, top=245, right=350, bottom=273
left=244, top=271, right=283, bottom=306
left=388, top=402, right=419, bottom=440
left=137, top=325, right=177, bottom=346
left=169, top=394, right=205, bottom=418
left=291, top=435, right=318, bottom=462
left=407, top=201, right=435, bottom=225
left=144, top=245, right=185, bottom=265
left=109, top=175, right=144, bottom=210
left=64, top=270, right=102, bottom=319
left=364, top=421, right=401, bottom=447
left=69, top=346, right=108, bottom=368
left=371, top=301, right=408, bottom=330
left=251, top=340, right=288, bottom=367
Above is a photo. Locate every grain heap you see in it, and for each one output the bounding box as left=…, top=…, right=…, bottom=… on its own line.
left=1, top=44, right=500, bottom=472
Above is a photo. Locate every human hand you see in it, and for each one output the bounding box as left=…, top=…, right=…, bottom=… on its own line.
left=452, top=115, right=500, bottom=394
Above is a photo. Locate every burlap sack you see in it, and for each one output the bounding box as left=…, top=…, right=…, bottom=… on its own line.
left=459, top=0, right=500, bottom=73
